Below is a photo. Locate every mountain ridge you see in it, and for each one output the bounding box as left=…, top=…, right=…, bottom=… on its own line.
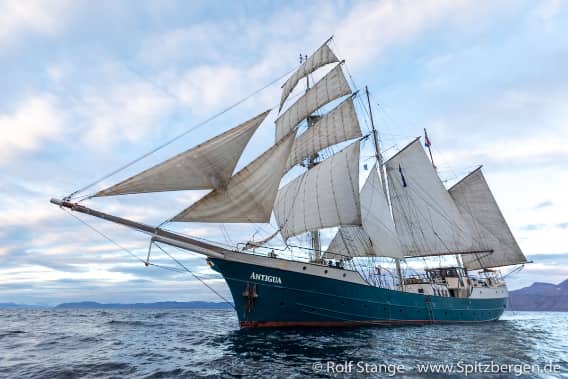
left=509, top=279, right=568, bottom=311
left=54, top=301, right=233, bottom=309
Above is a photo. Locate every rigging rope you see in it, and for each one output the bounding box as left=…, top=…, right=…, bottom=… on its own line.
left=63, top=208, right=184, bottom=273
left=61, top=208, right=235, bottom=309
left=65, top=67, right=295, bottom=201
left=152, top=243, right=236, bottom=310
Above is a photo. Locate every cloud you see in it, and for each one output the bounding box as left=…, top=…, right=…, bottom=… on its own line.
left=520, top=223, right=568, bottom=231
left=80, top=81, right=176, bottom=149
left=2, top=0, right=568, bottom=305
left=334, top=0, right=502, bottom=68
left=507, top=253, right=568, bottom=290
left=0, top=0, right=74, bottom=48
left=535, top=201, right=554, bottom=209
left=0, top=95, right=64, bottom=165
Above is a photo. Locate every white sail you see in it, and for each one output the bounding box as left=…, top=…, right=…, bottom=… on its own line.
left=96, top=110, right=270, bottom=196
left=279, top=43, right=339, bottom=110
left=275, top=64, right=351, bottom=143
left=274, top=141, right=360, bottom=240
left=385, top=138, right=474, bottom=257
left=284, top=97, right=361, bottom=172
left=449, top=167, right=527, bottom=269
left=327, top=165, right=403, bottom=259
left=172, top=134, right=295, bottom=223
left=326, top=226, right=373, bottom=259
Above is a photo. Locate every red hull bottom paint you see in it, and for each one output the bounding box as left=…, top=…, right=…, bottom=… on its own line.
left=239, top=318, right=499, bottom=328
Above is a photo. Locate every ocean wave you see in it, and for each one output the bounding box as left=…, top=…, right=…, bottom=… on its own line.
left=0, top=309, right=566, bottom=378
left=106, top=319, right=160, bottom=327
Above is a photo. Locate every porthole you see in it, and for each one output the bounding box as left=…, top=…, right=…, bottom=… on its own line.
left=324, top=270, right=328, bottom=274
left=303, top=266, right=306, bottom=271
left=342, top=273, right=346, bottom=277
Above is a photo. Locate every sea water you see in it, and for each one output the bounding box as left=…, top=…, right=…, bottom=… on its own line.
left=0, top=309, right=566, bottom=378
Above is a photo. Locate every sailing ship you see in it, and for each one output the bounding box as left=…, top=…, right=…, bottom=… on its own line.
left=51, top=39, right=528, bottom=328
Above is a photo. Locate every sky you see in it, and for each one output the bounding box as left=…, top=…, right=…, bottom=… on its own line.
left=1, top=0, right=567, bottom=305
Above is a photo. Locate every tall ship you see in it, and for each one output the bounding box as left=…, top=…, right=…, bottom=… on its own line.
left=51, top=39, right=528, bottom=328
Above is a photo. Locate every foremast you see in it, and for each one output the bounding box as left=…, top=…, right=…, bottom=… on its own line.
left=302, top=53, right=322, bottom=263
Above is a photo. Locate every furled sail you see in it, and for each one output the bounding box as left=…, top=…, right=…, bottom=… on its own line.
left=172, top=134, right=295, bottom=223
left=274, top=141, right=360, bottom=240
left=327, top=165, right=403, bottom=259
left=449, top=167, right=527, bottom=269
left=279, top=42, right=339, bottom=111
left=275, top=64, right=351, bottom=143
left=284, top=97, right=361, bottom=172
left=95, top=110, right=270, bottom=196
left=385, top=138, right=474, bottom=257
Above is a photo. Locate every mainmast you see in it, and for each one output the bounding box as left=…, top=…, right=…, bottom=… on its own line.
left=365, top=86, right=404, bottom=289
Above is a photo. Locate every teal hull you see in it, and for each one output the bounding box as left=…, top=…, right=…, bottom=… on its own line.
left=209, top=258, right=507, bottom=328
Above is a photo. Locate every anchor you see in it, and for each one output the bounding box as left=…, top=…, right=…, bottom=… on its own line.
left=242, top=283, right=258, bottom=316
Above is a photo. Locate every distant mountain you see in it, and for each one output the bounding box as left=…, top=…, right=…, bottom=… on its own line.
left=509, top=279, right=568, bottom=311
left=54, top=301, right=233, bottom=309
left=0, top=303, right=48, bottom=309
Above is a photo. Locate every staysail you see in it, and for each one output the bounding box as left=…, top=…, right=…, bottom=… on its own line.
left=273, top=141, right=361, bottom=240
left=95, top=110, right=270, bottom=196
left=326, top=226, right=373, bottom=259
left=449, top=167, right=527, bottom=269
left=284, top=97, right=361, bottom=172
left=279, top=42, right=339, bottom=111
left=385, top=138, right=474, bottom=256
left=275, top=64, right=351, bottom=143
left=172, top=134, right=295, bottom=223
left=327, top=165, right=403, bottom=259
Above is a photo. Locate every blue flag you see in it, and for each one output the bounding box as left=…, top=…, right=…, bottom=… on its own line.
left=398, top=164, right=407, bottom=187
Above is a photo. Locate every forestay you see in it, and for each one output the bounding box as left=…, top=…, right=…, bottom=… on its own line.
left=279, top=43, right=339, bottom=111
left=274, top=141, right=361, bottom=240
left=275, top=64, right=351, bottom=143
left=327, top=165, right=403, bottom=259
left=385, top=139, right=474, bottom=256
left=284, top=97, right=361, bottom=172
left=449, top=167, right=527, bottom=269
left=172, top=134, right=295, bottom=223
left=95, top=110, right=270, bottom=196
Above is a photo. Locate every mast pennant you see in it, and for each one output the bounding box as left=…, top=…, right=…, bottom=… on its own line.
left=275, top=64, right=351, bottom=143
left=449, top=167, right=527, bottom=269
left=284, top=97, right=361, bottom=172
left=274, top=141, right=361, bottom=240
left=95, top=110, right=270, bottom=197
left=172, top=133, right=295, bottom=223
left=279, top=41, right=339, bottom=111
left=385, top=138, right=474, bottom=257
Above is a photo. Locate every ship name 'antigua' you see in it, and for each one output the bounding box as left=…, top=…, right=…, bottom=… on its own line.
left=51, top=36, right=528, bottom=328
left=249, top=272, right=282, bottom=284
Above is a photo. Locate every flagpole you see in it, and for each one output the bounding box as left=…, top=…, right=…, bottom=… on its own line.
left=424, top=128, right=436, bottom=169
